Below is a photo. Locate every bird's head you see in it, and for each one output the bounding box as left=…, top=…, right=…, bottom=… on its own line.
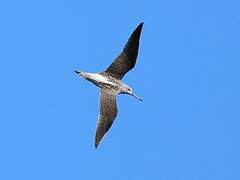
left=121, top=85, right=143, bottom=101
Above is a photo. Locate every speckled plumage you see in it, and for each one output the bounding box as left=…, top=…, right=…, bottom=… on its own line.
left=75, top=22, right=143, bottom=148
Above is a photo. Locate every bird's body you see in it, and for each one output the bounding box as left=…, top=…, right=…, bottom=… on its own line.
left=77, top=71, right=127, bottom=93
left=75, top=22, right=143, bottom=148
left=78, top=72, right=119, bottom=88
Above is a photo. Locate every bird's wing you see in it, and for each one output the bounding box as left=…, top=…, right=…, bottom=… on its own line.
left=95, top=88, right=118, bottom=148
left=103, top=22, right=143, bottom=80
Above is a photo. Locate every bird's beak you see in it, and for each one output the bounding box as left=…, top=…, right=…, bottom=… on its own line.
left=132, top=93, right=143, bottom=101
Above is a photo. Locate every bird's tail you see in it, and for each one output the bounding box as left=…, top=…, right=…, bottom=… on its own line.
left=75, top=70, right=90, bottom=80
left=75, top=70, right=82, bottom=75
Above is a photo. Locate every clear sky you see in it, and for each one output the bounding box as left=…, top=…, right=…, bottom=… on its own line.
left=0, top=0, right=240, bottom=179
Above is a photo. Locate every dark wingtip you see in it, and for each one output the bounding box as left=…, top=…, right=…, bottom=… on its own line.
left=132, top=22, right=143, bottom=36
left=137, top=22, right=144, bottom=30
left=95, top=143, right=98, bottom=148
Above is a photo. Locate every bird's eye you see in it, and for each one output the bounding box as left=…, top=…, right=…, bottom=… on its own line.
left=128, top=88, right=131, bottom=92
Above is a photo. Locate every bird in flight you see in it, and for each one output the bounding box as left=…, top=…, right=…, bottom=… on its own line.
left=75, top=22, right=143, bottom=148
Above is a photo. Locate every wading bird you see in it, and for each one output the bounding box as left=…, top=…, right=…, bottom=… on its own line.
left=75, top=22, right=143, bottom=148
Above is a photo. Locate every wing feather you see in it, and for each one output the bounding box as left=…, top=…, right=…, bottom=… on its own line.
left=95, top=88, right=118, bottom=148
left=104, top=22, right=143, bottom=79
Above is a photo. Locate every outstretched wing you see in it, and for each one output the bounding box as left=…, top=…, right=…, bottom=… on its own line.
left=95, top=88, right=118, bottom=148
left=104, top=22, right=143, bottom=80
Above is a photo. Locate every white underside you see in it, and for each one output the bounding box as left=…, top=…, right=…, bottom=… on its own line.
left=84, top=73, right=114, bottom=85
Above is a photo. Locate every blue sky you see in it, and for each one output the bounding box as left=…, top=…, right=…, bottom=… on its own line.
left=0, top=0, right=240, bottom=179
